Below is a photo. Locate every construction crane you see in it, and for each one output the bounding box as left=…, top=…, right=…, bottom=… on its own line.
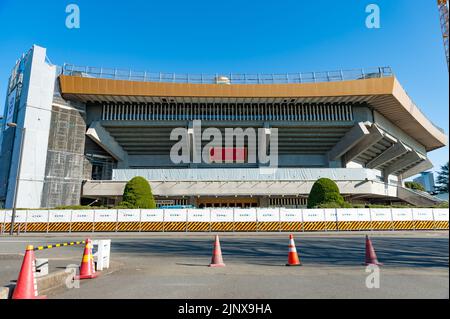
left=438, top=0, right=449, bottom=70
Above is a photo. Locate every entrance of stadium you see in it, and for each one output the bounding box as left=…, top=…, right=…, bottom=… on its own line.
left=196, top=197, right=258, bottom=208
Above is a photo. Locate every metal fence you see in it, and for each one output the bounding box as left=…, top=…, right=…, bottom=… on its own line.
left=61, top=64, right=393, bottom=85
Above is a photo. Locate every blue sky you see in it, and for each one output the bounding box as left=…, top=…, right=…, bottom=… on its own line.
left=0, top=0, right=448, bottom=177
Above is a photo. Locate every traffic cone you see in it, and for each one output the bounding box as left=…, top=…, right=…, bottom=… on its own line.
left=286, top=234, right=302, bottom=266
left=209, top=235, right=225, bottom=267
left=365, top=235, right=382, bottom=266
left=75, top=238, right=98, bottom=279
left=12, top=245, right=46, bottom=299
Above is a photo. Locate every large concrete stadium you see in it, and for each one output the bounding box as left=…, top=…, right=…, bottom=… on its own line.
left=0, top=45, right=448, bottom=209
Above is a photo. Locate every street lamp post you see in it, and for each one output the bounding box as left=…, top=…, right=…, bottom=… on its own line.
left=7, top=122, right=25, bottom=235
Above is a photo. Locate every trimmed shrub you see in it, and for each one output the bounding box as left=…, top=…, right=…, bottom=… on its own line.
left=307, top=178, right=345, bottom=208
left=119, top=176, right=156, bottom=209
left=404, top=181, right=426, bottom=192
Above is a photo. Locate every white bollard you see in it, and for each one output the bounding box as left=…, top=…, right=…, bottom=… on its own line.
left=35, top=258, right=49, bottom=277
left=92, top=239, right=111, bottom=271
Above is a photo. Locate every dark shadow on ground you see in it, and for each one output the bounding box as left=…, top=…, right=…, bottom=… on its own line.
left=109, top=236, right=449, bottom=268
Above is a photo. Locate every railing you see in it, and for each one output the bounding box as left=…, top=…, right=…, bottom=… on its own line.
left=61, top=64, right=393, bottom=85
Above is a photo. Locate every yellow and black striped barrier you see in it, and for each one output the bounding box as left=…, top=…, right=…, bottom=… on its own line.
left=33, top=240, right=86, bottom=251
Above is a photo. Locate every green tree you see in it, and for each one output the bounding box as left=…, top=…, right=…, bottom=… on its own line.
left=119, top=176, right=156, bottom=209
left=404, top=181, right=425, bottom=192
left=307, top=178, right=345, bottom=208
left=435, top=162, right=449, bottom=194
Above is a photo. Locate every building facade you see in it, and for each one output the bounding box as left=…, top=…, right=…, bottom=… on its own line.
left=0, top=45, right=448, bottom=209
left=413, top=171, right=436, bottom=193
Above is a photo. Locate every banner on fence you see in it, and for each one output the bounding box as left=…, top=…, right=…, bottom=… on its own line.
left=187, top=209, right=210, bottom=222
left=24, top=210, right=47, bottom=223
left=49, top=210, right=71, bottom=223
left=370, top=209, right=392, bottom=221
left=433, top=209, right=449, bottom=221
left=256, top=208, right=280, bottom=222
left=279, top=209, right=302, bottom=222
left=140, top=209, right=164, bottom=222
left=412, top=208, right=434, bottom=221
left=4, top=210, right=28, bottom=223
left=94, top=210, right=117, bottom=222
left=391, top=208, right=413, bottom=221
left=117, top=209, right=140, bottom=222
left=336, top=209, right=358, bottom=222
left=234, top=208, right=257, bottom=222
left=302, top=209, right=325, bottom=222
left=210, top=209, right=234, bottom=222
left=164, top=209, right=187, bottom=222
left=71, top=210, right=94, bottom=222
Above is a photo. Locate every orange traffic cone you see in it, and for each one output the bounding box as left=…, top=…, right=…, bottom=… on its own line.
left=12, top=245, right=46, bottom=299
left=365, top=235, right=382, bottom=266
left=75, top=238, right=98, bottom=279
left=286, top=234, right=302, bottom=266
left=209, top=235, right=225, bottom=267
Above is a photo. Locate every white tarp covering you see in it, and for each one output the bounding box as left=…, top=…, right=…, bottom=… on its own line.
left=49, top=210, right=71, bottom=223
left=94, top=210, right=117, bottom=222
left=256, top=208, right=280, bottom=222
left=24, top=210, right=48, bottom=223
left=433, top=209, right=449, bottom=221
left=234, top=208, right=257, bottom=222
left=4, top=210, right=28, bottom=223
left=210, top=209, right=234, bottom=222
left=324, top=209, right=337, bottom=222
left=187, top=209, right=210, bottom=222
left=117, top=209, right=140, bottom=222
left=391, top=208, right=413, bottom=221
left=302, top=209, right=325, bottom=222
left=370, top=209, right=392, bottom=221
left=279, top=209, right=302, bottom=222
left=164, top=209, right=187, bottom=222
left=412, top=208, right=434, bottom=221
left=71, top=210, right=94, bottom=222
left=140, top=209, right=164, bottom=222
left=336, top=209, right=358, bottom=222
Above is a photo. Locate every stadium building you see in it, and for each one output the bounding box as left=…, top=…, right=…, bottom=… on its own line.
left=0, top=45, right=448, bottom=209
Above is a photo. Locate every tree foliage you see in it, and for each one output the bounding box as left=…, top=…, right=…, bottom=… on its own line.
left=435, top=162, right=449, bottom=194
left=404, top=181, right=425, bottom=192
left=119, top=176, right=156, bottom=209
left=307, top=178, right=346, bottom=208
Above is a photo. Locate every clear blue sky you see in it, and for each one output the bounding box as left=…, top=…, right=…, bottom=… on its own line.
left=0, top=0, right=448, bottom=177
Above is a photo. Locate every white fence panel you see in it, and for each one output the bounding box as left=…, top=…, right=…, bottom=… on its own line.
left=140, top=209, right=164, bottom=222
left=433, top=209, right=449, bottom=221
left=4, top=210, right=28, bottom=223
left=49, top=210, right=71, bottom=223
left=94, top=210, right=117, bottom=222
left=164, top=209, right=187, bottom=222
left=279, top=209, right=302, bottom=222
left=336, top=209, right=359, bottom=222
left=324, top=209, right=337, bottom=222
left=187, top=209, right=210, bottom=222
left=234, top=208, right=257, bottom=222
left=210, top=209, right=234, bottom=222
left=302, top=209, right=326, bottom=222
left=25, top=210, right=48, bottom=223
left=412, top=208, right=434, bottom=221
left=370, top=209, right=392, bottom=221
left=391, top=208, right=413, bottom=221
left=117, top=209, right=140, bottom=222
left=356, top=209, right=371, bottom=221
left=71, top=210, right=95, bottom=222
left=257, top=208, right=280, bottom=222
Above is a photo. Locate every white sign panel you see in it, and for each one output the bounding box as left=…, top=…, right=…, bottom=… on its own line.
left=356, top=209, right=371, bottom=222
left=279, top=209, right=302, bottom=222
left=324, top=209, right=337, bottom=222
left=25, top=210, right=48, bottom=223
left=187, top=209, right=210, bottom=222
left=164, top=209, right=187, bottom=222
left=302, top=209, right=325, bottom=222
left=117, top=209, right=140, bottom=222
left=5, top=89, right=16, bottom=130
left=210, top=209, right=234, bottom=222
left=234, top=208, right=257, bottom=222
left=336, top=209, right=358, bottom=222
left=4, top=210, right=27, bottom=223
left=140, top=209, right=164, bottom=222
left=71, top=210, right=94, bottom=223
left=94, top=210, right=117, bottom=222
left=49, top=210, right=71, bottom=223
left=256, top=208, right=280, bottom=222
left=391, top=208, right=413, bottom=221
left=370, top=209, right=392, bottom=221
left=433, top=209, right=449, bottom=221
left=412, top=208, right=434, bottom=221
left=0, top=210, right=7, bottom=223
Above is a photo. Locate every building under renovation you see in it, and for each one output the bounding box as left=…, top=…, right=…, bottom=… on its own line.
left=0, top=45, right=448, bottom=209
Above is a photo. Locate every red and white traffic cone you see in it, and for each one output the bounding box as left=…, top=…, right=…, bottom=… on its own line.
left=209, top=235, right=225, bottom=267
left=286, top=234, right=302, bottom=266
left=365, top=235, right=382, bottom=266
left=12, top=245, right=46, bottom=299
left=75, top=238, right=98, bottom=279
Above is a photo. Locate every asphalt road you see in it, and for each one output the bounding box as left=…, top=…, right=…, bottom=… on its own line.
left=0, top=231, right=448, bottom=299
